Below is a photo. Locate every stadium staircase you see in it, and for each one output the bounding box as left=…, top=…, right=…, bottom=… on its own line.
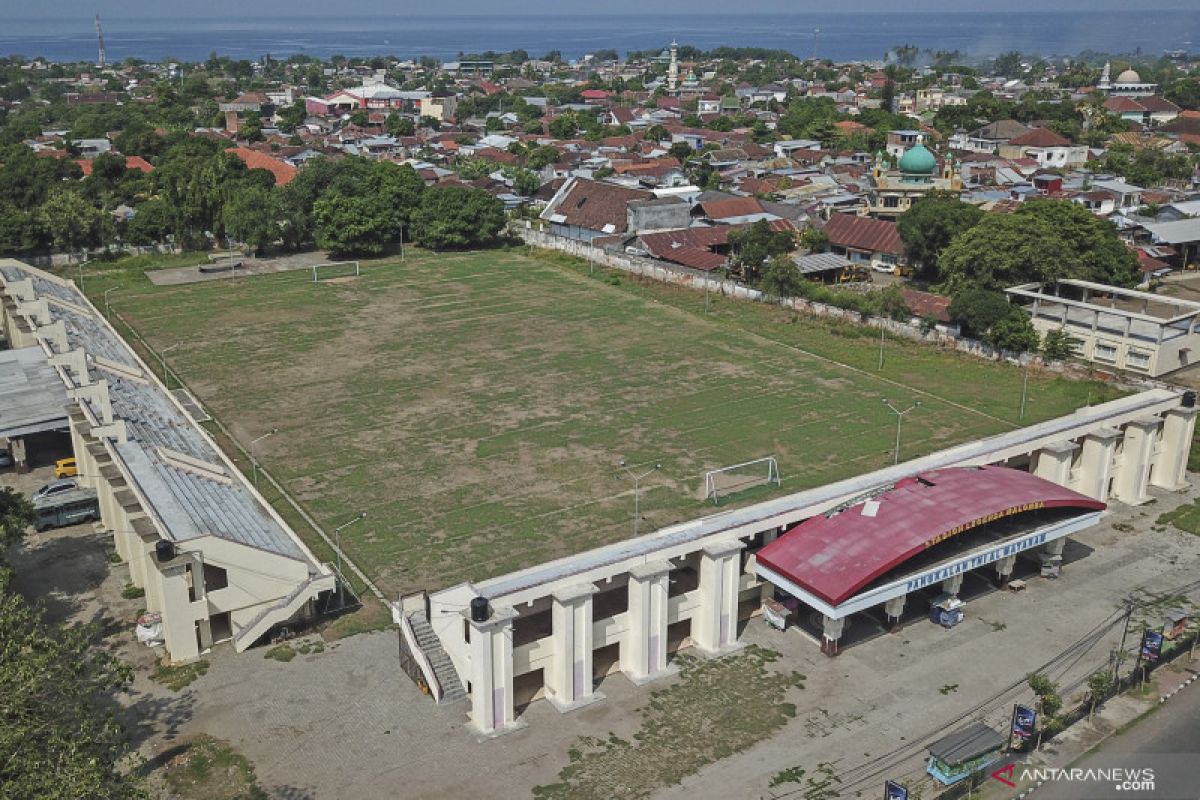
left=407, top=610, right=467, bottom=704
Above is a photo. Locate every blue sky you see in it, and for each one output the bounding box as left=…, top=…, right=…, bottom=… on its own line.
left=32, top=0, right=1200, bottom=17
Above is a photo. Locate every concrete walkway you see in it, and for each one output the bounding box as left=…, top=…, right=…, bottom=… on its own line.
left=147, top=251, right=337, bottom=286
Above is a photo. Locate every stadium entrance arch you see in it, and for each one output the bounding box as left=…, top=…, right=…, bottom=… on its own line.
left=755, top=466, right=1106, bottom=655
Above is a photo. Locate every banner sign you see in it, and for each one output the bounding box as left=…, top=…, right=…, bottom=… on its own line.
left=1141, top=629, right=1164, bottom=663
left=1012, top=704, right=1037, bottom=739
left=924, top=502, right=1046, bottom=548
left=884, top=780, right=909, bottom=800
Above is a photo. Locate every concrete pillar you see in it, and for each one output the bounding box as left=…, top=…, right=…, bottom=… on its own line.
left=9, top=437, right=27, bottom=473
left=157, top=560, right=200, bottom=663
left=821, top=614, right=844, bottom=656
left=941, top=574, right=964, bottom=597
left=1033, top=441, right=1078, bottom=487
left=546, top=584, right=601, bottom=712
left=884, top=595, right=906, bottom=632
left=467, top=604, right=519, bottom=737
left=621, top=561, right=674, bottom=684
left=1113, top=419, right=1159, bottom=505
left=995, top=554, right=1017, bottom=587
left=694, top=541, right=743, bottom=654
left=1151, top=407, right=1198, bottom=492
left=1076, top=427, right=1120, bottom=502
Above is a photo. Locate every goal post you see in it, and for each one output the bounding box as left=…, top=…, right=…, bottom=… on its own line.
left=311, top=260, right=361, bottom=282
left=704, top=456, right=780, bottom=504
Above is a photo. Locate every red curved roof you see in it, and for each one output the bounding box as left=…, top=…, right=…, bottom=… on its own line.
left=757, top=466, right=1105, bottom=607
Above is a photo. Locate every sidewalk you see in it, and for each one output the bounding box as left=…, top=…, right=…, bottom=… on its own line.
left=982, top=655, right=1200, bottom=799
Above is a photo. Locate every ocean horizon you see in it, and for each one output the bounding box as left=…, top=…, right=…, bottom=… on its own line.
left=2, top=11, right=1197, bottom=65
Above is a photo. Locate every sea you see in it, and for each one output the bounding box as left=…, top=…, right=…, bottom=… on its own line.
left=2, top=12, right=1198, bottom=65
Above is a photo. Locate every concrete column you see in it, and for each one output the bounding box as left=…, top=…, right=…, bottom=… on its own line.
left=821, top=614, right=844, bottom=656
left=157, top=560, right=200, bottom=663
left=1151, top=407, right=1198, bottom=492
left=1113, top=419, right=1159, bottom=505
left=995, top=554, right=1017, bottom=587
left=467, top=604, right=519, bottom=737
left=1076, top=427, right=1120, bottom=501
left=621, top=561, right=674, bottom=684
left=694, top=541, right=744, bottom=654
left=546, top=584, right=602, bottom=712
left=1034, top=441, right=1078, bottom=487
left=941, top=574, right=964, bottom=597
left=884, top=595, right=906, bottom=632
left=9, top=437, right=27, bottom=473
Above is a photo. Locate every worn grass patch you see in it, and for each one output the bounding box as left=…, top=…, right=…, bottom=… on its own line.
left=1157, top=500, right=1200, bottom=536
left=321, top=596, right=393, bottom=641
left=161, top=734, right=267, bottom=800
left=95, top=247, right=1118, bottom=595
left=264, top=644, right=296, bottom=662
left=120, top=583, right=145, bottom=599
left=532, top=645, right=804, bottom=800
left=150, top=658, right=210, bottom=691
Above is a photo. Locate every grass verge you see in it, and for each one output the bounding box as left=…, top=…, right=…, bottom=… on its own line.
left=150, top=658, right=210, bottom=691
left=160, top=734, right=267, bottom=800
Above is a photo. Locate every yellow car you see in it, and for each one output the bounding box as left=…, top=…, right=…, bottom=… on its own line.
left=54, top=457, right=78, bottom=479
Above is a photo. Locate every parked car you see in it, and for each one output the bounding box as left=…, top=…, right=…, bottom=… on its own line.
left=0, top=450, right=12, bottom=468
left=32, top=488, right=99, bottom=532
left=54, top=457, right=78, bottom=479
left=31, top=478, right=78, bottom=502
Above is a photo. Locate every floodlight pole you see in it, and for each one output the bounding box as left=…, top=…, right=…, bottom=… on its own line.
left=103, top=285, right=121, bottom=319
left=159, top=343, right=180, bottom=390
left=878, top=322, right=885, bottom=370
left=619, top=460, right=661, bottom=537
left=249, top=427, right=279, bottom=490
left=333, top=511, right=367, bottom=609
left=1020, top=360, right=1031, bottom=421
left=882, top=398, right=922, bottom=465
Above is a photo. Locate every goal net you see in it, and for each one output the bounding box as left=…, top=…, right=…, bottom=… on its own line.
left=703, top=456, right=780, bottom=504
left=311, top=261, right=361, bottom=282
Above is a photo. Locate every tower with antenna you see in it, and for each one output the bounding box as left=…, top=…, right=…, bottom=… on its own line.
left=95, top=14, right=106, bottom=70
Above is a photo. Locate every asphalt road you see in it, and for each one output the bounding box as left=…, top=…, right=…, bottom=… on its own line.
left=1032, top=682, right=1200, bottom=800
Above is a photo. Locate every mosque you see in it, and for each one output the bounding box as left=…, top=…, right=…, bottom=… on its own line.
left=867, top=136, right=963, bottom=219
left=1097, top=62, right=1157, bottom=97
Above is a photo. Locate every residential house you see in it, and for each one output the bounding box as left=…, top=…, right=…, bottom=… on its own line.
left=1103, top=96, right=1181, bottom=127
left=998, top=127, right=1089, bottom=169
left=949, top=120, right=1028, bottom=154
left=822, top=213, right=907, bottom=272
left=540, top=177, right=655, bottom=241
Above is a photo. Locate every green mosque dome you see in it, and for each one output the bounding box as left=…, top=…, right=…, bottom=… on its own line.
left=899, top=142, right=937, bottom=175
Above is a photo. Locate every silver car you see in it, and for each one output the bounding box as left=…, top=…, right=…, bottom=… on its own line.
left=31, top=478, right=78, bottom=501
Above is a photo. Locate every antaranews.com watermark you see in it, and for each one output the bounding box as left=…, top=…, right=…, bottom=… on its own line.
left=991, top=755, right=1196, bottom=799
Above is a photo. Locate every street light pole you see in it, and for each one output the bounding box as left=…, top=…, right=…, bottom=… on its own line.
left=878, top=322, right=886, bottom=370
left=249, top=427, right=279, bottom=490
left=333, top=512, right=367, bottom=609
left=619, top=460, right=661, bottom=537
left=1019, top=360, right=1031, bottom=421
left=882, top=398, right=922, bottom=465
left=103, top=285, right=121, bottom=319
left=159, top=343, right=180, bottom=390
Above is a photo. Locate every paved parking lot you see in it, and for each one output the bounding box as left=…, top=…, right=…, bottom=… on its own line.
left=5, top=464, right=1200, bottom=800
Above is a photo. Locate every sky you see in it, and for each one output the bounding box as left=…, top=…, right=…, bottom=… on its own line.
left=19, top=0, right=1200, bottom=17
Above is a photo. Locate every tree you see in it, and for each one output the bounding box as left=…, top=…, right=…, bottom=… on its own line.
left=0, top=566, right=143, bottom=799
left=877, top=284, right=912, bottom=321
left=38, top=189, right=111, bottom=258
left=276, top=100, right=307, bottom=133
left=0, top=487, right=32, bottom=547
left=222, top=184, right=277, bottom=255
left=798, top=226, right=829, bottom=253
left=1086, top=669, right=1115, bottom=720
left=948, top=288, right=1018, bottom=337
left=727, top=219, right=795, bottom=283
left=386, top=113, right=415, bottom=136
left=313, top=191, right=392, bottom=256
left=985, top=313, right=1039, bottom=354
left=993, top=51, right=1025, bottom=78
left=1027, top=672, right=1063, bottom=719
left=896, top=191, right=983, bottom=280
left=548, top=113, right=578, bottom=140
left=759, top=254, right=804, bottom=300
left=1042, top=328, right=1075, bottom=361
left=411, top=186, right=506, bottom=249
left=525, top=144, right=561, bottom=171
left=667, top=141, right=694, bottom=164
left=938, top=200, right=1140, bottom=295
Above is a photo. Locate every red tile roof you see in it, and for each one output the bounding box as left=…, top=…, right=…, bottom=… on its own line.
left=823, top=213, right=904, bottom=256
left=544, top=178, right=653, bottom=233
left=227, top=147, right=298, bottom=186
left=74, top=155, right=154, bottom=176
left=757, top=466, right=1105, bottom=606
left=698, top=196, right=766, bottom=220
left=1008, top=127, right=1071, bottom=148
left=900, top=289, right=952, bottom=323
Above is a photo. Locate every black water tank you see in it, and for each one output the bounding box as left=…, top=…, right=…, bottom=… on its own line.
left=1184, top=391, right=1197, bottom=409
left=470, top=596, right=490, bottom=623
left=155, top=539, right=176, bottom=562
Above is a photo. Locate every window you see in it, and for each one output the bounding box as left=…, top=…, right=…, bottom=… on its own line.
left=1094, top=342, right=1118, bottom=363
left=883, top=196, right=900, bottom=208
left=1125, top=350, right=1151, bottom=370
left=1068, top=337, right=1086, bottom=354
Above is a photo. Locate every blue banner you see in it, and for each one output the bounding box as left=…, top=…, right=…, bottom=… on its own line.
left=1012, top=704, right=1037, bottom=739
left=1141, top=629, right=1164, bottom=663
left=884, top=781, right=909, bottom=800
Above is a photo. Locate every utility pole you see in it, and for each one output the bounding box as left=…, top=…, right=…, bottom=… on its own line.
left=878, top=322, right=886, bottom=370
left=333, top=512, right=367, bottom=610
left=882, top=398, right=921, bottom=465
left=1019, top=359, right=1031, bottom=421
left=1111, top=599, right=1135, bottom=686
left=619, top=460, right=661, bottom=537
left=159, top=343, right=180, bottom=390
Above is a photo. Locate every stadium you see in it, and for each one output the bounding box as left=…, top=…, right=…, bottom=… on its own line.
left=1, top=249, right=1193, bottom=734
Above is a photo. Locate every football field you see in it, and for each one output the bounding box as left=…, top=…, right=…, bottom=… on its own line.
left=96, top=248, right=1119, bottom=595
